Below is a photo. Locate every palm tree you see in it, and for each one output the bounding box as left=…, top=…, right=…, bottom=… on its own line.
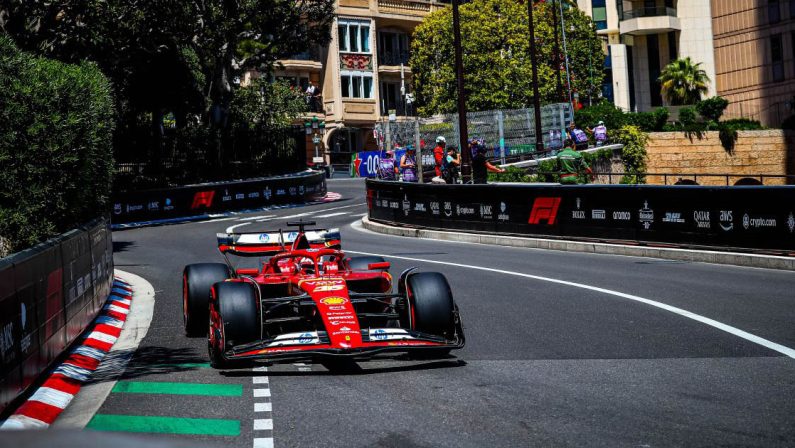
left=658, top=57, right=710, bottom=105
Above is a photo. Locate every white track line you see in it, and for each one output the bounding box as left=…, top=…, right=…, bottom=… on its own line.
left=240, top=215, right=276, bottom=221
left=252, top=366, right=274, bottom=448
left=345, top=248, right=795, bottom=359
left=314, top=212, right=348, bottom=218
left=226, top=222, right=252, bottom=233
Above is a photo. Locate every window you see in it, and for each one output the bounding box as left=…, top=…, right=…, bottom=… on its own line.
left=769, top=0, right=781, bottom=24
left=341, top=72, right=373, bottom=99
left=378, top=31, right=410, bottom=65
left=771, top=34, right=784, bottom=81
left=667, top=32, right=677, bottom=62
left=592, top=0, right=607, bottom=30
left=338, top=19, right=371, bottom=53
left=791, top=0, right=795, bottom=18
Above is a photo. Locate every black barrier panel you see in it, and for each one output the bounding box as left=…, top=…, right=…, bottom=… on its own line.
left=366, top=180, right=795, bottom=252
left=111, top=171, right=327, bottom=224
left=0, top=218, right=114, bottom=416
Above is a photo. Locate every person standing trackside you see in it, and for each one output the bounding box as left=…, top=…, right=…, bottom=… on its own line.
left=557, top=139, right=593, bottom=185
left=590, top=120, right=608, bottom=146
left=470, top=139, right=504, bottom=184
left=400, top=145, right=419, bottom=182
left=569, top=122, right=589, bottom=151
left=377, top=150, right=397, bottom=181
left=433, top=136, right=447, bottom=178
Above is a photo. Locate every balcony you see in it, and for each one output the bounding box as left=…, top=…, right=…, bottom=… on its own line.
left=378, top=50, right=410, bottom=67
left=619, top=6, right=681, bottom=35
left=278, top=49, right=322, bottom=71
left=377, top=0, right=449, bottom=17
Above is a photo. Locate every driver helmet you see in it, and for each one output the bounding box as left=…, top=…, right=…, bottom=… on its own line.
left=436, top=136, right=446, bottom=144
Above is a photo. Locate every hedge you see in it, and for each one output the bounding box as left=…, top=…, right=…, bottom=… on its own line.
left=0, top=37, right=115, bottom=256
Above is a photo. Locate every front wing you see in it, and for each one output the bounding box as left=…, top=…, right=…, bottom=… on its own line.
left=223, top=326, right=465, bottom=362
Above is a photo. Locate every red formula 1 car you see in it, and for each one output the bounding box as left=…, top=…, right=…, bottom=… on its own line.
left=182, top=221, right=464, bottom=368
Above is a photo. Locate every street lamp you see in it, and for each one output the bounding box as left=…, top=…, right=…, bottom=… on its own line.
left=305, top=116, right=326, bottom=169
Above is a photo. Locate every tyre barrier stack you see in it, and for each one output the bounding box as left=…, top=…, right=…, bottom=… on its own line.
left=0, top=218, right=114, bottom=417
left=366, top=180, right=795, bottom=253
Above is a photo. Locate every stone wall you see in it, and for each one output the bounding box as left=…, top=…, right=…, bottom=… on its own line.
left=645, top=130, right=795, bottom=186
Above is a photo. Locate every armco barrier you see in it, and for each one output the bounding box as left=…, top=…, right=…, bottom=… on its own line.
left=0, top=218, right=113, bottom=416
left=366, top=180, right=795, bottom=253
left=111, top=170, right=326, bottom=224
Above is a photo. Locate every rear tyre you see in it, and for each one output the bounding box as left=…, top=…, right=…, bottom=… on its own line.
left=347, top=256, right=387, bottom=271
left=183, top=263, right=230, bottom=336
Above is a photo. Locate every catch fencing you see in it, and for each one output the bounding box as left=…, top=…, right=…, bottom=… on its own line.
left=373, top=103, right=573, bottom=165
left=0, top=218, right=113, bottom=415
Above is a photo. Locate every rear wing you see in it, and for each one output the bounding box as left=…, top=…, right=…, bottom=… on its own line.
left=216, top=229, right=341, bottom=256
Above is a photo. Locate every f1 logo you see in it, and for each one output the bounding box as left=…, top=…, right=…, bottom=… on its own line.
left=528, top=197, right=561, bottom=225
left=191, top=190, right=215, bottom=209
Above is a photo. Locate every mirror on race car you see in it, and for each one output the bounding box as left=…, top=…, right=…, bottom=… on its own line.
left=368, top=262, right=391, bottom=270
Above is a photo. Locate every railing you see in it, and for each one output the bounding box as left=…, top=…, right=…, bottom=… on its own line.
left=621, top=6, right=677, bottom=20
left=378, top=50, right=410, bottom=66
left=305, top=94, right=324, bottom=113
left=284, top=48, right=320, bottom=61
left=378, top=0, right=431, bottom=13
left=380, top=101, right=418, bottom=117
left=532, top=171, right=795, bottom=186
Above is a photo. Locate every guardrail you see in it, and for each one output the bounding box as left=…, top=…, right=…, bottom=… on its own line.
left=366, top=180, right=795, bottom=253
left=111, top=171, right=327, bottom=225
left=0, top=218, right=113, bottom=415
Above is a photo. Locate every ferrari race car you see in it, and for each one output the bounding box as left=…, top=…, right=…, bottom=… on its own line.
left=182, top=221, right=465, bottom=368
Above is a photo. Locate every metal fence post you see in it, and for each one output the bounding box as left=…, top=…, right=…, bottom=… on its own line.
left=497, top=110, right=506, bottom=165
left=415, top=117, right=423, bottom=183
left=385, top=120, right=391, bottom=153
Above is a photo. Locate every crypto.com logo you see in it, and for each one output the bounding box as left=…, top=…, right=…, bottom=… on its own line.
left=528, top=197, right=562, bottom=225
left=191, top=190, right=215, bottom=209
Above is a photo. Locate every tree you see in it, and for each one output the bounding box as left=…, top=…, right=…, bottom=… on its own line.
left=410, top=0, right=604, bottom=116
left=658, top=57, right=710, bottom=106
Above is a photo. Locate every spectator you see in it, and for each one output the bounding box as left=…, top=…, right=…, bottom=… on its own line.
left=470, top=139, right=504, bottom=184
left=377, top=150, right=397, bottom=181
left=305, top=82, right=317, bottom=111
left=441, top=146, right=461, bottom=184
left=433, top=136, right=447, bottom=178
left=400, top=145, right=419, bottom=182
left=557, top=139, right=593, bottom=185
left=590, top=120, right=608, bottom=146
left=568, top=122, right=589, bottom=151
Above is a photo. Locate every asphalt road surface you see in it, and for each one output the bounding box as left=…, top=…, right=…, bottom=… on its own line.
left=94, top=177, right=794, bottom=447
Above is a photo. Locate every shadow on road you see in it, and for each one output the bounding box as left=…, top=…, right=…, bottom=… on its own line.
left=219, top=357, right=466, bottom=377
left=86, top=346, right=209, bottom=383
left=113, top=241, right=135, bottom=253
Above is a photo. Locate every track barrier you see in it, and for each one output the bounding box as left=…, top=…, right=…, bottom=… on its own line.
left=0, top=218, right=113, bottom=416
left=111, top=171, right=327, bottom=224
left=366, top=180, right=795, bottom=253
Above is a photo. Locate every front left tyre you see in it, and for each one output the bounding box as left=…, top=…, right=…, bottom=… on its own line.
left=183, top=263, right=230, bottom=336
left=208, top=281, right=260, bottom=369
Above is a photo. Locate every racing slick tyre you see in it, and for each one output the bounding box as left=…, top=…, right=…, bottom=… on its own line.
left=183, top=263, right=230, bottom=337
left=209, top=282, right=261, bottom=369
left=405, top=272, right=456, bottom=344
left=347, top=256, right=388, bottom=271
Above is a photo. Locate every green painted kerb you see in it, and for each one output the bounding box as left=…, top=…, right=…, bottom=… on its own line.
left=87, top=414, right=240, bottom=436
left=112, top=381, right=243, bottom=396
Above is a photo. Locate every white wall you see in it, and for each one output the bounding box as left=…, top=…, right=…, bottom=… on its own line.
left=677, top=0, right=717, bottom=97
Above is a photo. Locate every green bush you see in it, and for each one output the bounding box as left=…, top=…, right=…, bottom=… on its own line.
left=695, top=96, right=729, bottom=122
left=488, top=165, right=532, bottom=182
left=575, top=101, right=668, bottom=133
left=678, top=106, right=697, bottom=127
left=0, top=37, right=115, bottom=255
left=613, top=125, right=648, bottom=184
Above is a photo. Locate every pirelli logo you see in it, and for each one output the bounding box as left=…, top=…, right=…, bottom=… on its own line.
left=528, top=197, right=561, bottom=225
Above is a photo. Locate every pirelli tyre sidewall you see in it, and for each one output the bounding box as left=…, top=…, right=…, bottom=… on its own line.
left=214, top=281, right=261, bottom=348
left=183, top=263, right=230, bottom=336
left=405, top=272, right=456, bottom=339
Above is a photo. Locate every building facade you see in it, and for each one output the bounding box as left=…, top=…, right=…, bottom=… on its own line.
left=712, top=0, right=795, bottom=125
left=578, top=0, right=795, bottom=126
left=261, top=0, right=450, bottom=166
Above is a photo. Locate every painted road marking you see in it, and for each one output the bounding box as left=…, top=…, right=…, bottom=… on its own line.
left=226, top=222, right=252, bottom=233
left=111, top=381, right=243, bottom=396
left=346, top=248, right=795, bottom=359
left=252, top=366, right=274, bottom=448
left=314, top=212, right=348, bottom=218
left=255, top=402, right=272, bottom=412
left=240, top=214, right=276, bottom=221
left=87, top=414, right=240, bottom=436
